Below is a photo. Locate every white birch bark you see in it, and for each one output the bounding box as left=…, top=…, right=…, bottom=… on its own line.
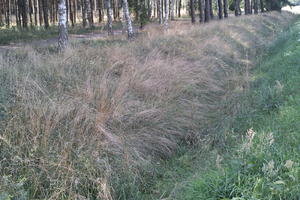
left=106, top=0, right=113, bottom=35
left=58, top=0, right=68, bottom=50
left=158, top=0, right=162, bottom=24
left=85, top=0, right=94, bottom=27
left=164, top=0, right=169, bottom=29
left=122, top=0, right=134, bottom=39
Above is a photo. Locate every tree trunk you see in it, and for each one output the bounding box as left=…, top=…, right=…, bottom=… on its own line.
left=38, top=0, right=43, bottom=26
left=217, top=0, right=223, bottom=19
left=209, top=0, right=213, bottom=19
left=5, top=0, right=10, bottom=27
left=204, top=0, right=210, bottom=22
left=73, top=0, right=76, bottom=23
left=106, top=0, right=113, bottom=35
left=85, top=0, right=94, bottom=27
left=42, top=0, right=49, bottom=28
left=178, top=0, right=181, bottom=17
left=122, top=0, right=134, bottom=39
left=170, top=0, right=174, bottom=20
left=69, top=0, right=74, bottom=26
left=253, top=0, right=258, bottom=14
left=260, top=0, right=264, bottom=12
left=234, top=0, right=241, bottom=16
left=19, top=0, right=28, bottom=28
left=190, top=0, right=195, bottom=23
left=29, top=0, right=33, bottom=26
left=199, top=0, right=204, bottom=23
left=0, top=1, right=3, bottom=26
left=158, top=0, right=162, bottom=24
left=33, top=0, right=38, bottom=25
left=148, top=0, right=152, bottom=18
left=58, top=0, right=68, bottom=50
left=98, top=0, right=103, bottom=22
left=223, top=0, right=228, bottom=17
left=244, top=0, right=250, bottom=14
left=82, top=0, right=87, bottom=27
left=163, top=0, right=168, bottom=29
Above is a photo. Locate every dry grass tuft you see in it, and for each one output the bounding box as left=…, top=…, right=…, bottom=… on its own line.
left=0, top=11, right=295, bottom=199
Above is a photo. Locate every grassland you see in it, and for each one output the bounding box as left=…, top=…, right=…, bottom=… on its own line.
left=0, top=12, right=296, bottom=199
left=149, top=15, right=300, bottom=200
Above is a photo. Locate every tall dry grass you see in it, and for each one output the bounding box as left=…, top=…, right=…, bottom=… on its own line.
left=0, top=11, right=295, bottom=199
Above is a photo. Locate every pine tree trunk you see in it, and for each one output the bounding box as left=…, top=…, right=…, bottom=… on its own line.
left=244, top=0, right=250, bottom=14
left=204, top=0, right=210, bottom=22
left=66, top=0, right=69, bottom=24
left=82, top=0, right=87, bottom=27
left=19, top=0, right=28, bottom=28
left=106, top=0, right=113, bottom=35
left=199, top=0, right=204, bottom=23
left=217, top=0, right=223, bottom=19
left=260, top=0, right=264, bottom=12
left=33, top=0, right=37, bottom=25
left=253, top=0, right=258, bottom=14
left=42, top=0, right=49, bottom=28
left=98, top=0, right=103, bottom=22
left=85, top=0, right=94, bottom=27
left=73, top=0, right=76, bottom=23
left=223, top=0, right=228, bottom=17
left=234, top=0, right=241, bottom=16
left=5, top=0, right=10, bottom=27
left=122, top=0, right=134, bottom=39
left=163, top=0, right=168, bottom=29
left=29, top=0, right=33, bottom=26
left=0, top=1, right=3, bottom=26
left=69, top=0, right=74, bottom=26
left=209, top=0, right=213, bottom=19
left=190, top=0, right=195, bottom=23
left=148, top=0, right=151, bottom=19
left=58, top=0, right=68, bottom=50
left=178, top=0, right=181, bottom=17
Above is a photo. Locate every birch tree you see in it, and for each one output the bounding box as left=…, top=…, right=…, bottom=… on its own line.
left=58, top=0, right=68, bottom=50
left=106, top=0, right=113, bottom=35
left=163, top=0, right=168, bottom=29
left=122, top=0, right=134, bottom=39
left=158, top=0, right=162, bottom=24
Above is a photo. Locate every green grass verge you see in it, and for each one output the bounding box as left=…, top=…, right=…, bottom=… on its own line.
left=143, top=17, right=300, bottom=200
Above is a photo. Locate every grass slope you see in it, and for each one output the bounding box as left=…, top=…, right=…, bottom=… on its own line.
left=164, top=17, right=300, bottom=200
left=0, top=12, right=296, bottom=199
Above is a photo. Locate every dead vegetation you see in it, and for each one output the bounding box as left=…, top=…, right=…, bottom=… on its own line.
left=0, top=11, right=295, bottom=199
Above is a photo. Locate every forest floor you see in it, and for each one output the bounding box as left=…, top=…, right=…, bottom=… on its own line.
left=142, top=15, right=300, bottom=199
